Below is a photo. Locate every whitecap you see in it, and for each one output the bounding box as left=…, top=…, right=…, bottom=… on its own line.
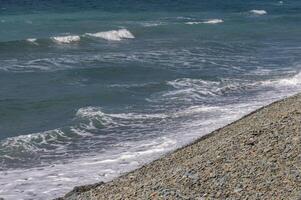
left=185, top=22, right=202, bottom=25
left=185, top=19, right=223, bottom=25
left=85, top=29, right=135, bottom=41
left=250, top=10, right=267, bottom=15
left=203, top=19, right=224, bottom=24
left=51, top=35, right=81, bottom=44
left=176, top=16, right=194, bottom=20
left=141, top=22, right=163, bottom=27
left=26, top=38, right=37, bottom=44
left=26, top=38, right=37, bottom=42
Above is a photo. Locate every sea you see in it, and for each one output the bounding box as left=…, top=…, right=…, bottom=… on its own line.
left=1, top=0, right=301, bottom=199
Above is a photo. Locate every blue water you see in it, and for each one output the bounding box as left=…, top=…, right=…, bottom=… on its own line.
left=1, top=0, right=301, bottom=199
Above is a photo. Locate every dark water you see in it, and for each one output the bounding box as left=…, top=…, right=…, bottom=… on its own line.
left=1, top=0, right=301, bottom=199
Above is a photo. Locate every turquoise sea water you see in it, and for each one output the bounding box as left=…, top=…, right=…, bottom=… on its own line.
left=1, top=0, right=301, bottom=199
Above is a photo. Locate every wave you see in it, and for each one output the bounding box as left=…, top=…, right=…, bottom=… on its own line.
left=2, top=70, right=301, bottom=199
left=84, top=29, right=135, bottom=41
left=165, top=72, right=301, bottom=102
left=51, top=35, right=81, bottom=44
left=1, top=28, right=134, bottom=47
left=26, top=38, right=37, bottom=43
left=185, top=22, right=202, bottom=25
left=261, top=71, right=301, bottom=87
left=141, top=22, right=164, bottom=27
left=250, top=10, right=267, bottom=15
left=166, top=78, right=250, bottom=98
left=76, top=107, right=118, bottom=128
left=203, top=19, right=224, bottom=24
left=185, top=19, right=223, bottom=25
left=1, top=102, right=226, bottom=165
left=0, top=129, right=71, bottom=168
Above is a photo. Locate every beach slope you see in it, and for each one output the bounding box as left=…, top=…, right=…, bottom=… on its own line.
left=59, top=94, right=301, bottom=199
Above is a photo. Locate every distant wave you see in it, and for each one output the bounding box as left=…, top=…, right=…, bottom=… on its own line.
left=19, top=29, right=135, bottom=45
left=141, top=22, right=164, bottom=27
left=203, top=19, right=224, bottom=24
left=26, top=38, right=37, bottom=42
left=185, top=19, right=223, bottom=25
left=84, top=29, right=135, bottom=41
left=250, top=10, right=267, bottom=15
left=51, top=35, right=81, bottom=44
left=26, top=38, right=38, bottom=44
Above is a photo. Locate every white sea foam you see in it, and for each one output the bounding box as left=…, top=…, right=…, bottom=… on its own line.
left=250, top=10, right=267, bottom=15
left=26, top=38, right=38, bottom=44
left=166, top=78, right=241, bottom=98
left=185, top=19, right=223, bottom=25
left=0, top=136, right=179, bottom=200
left=26, top=38, right=37, bottom=43
left=109, top=113, right=168, bottom=120
left=278, top=72, right=301, bottom=85
left=185, top=22, right=202, bottom=25
left=176, top=16, right=194, bottom=20
left=51, top=35, right=81, bottom=44
left=261, top=72, right=301, bottom=87
left=203, top=19, right=224, bottom=24
left=141, top=22, right=164, bottom=27
left=76, top=107, right=117, bottom=127
left=85, top=29, right=135, bottom=41
left=0, top=129, right=68, bottom=154
left=70, top=127, right=94, bottom=137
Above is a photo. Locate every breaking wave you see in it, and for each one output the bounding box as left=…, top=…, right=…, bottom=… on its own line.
left=250, top=10, right=267, bottom=15
left=166, top=78, right=256, bottom=99
left=2, top=71, right=301, bottom=198
left=261, top=71, right=301, bottom=87
left=26, top=38, right=37, bottom=43
left=84, top=29, right=135, bottom=41
left=15, top=29, right=135, bottom=46
left=51, top=35, right=81, bottom=44
left=186, top=19, right=223, bottom=25
left=164, top=72, right=301, bottom=102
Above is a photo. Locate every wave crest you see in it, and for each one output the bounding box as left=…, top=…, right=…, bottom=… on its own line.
left=76, top=107, right=117, bottom=128
left=250, top=10, right=267, bottom=15
left=26, top=38, right=37, bottom=43
left=186, top=19, right=223, bottom=25
left=85, top=29, right=135, bottom=41
left=51, top=35, right=81, bottom=44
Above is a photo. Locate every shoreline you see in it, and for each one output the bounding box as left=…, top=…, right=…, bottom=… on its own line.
left=58, top=93, right=301, bottom=199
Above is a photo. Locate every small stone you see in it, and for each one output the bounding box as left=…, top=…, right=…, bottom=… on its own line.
left=246, top=138, right=256, bottom=146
